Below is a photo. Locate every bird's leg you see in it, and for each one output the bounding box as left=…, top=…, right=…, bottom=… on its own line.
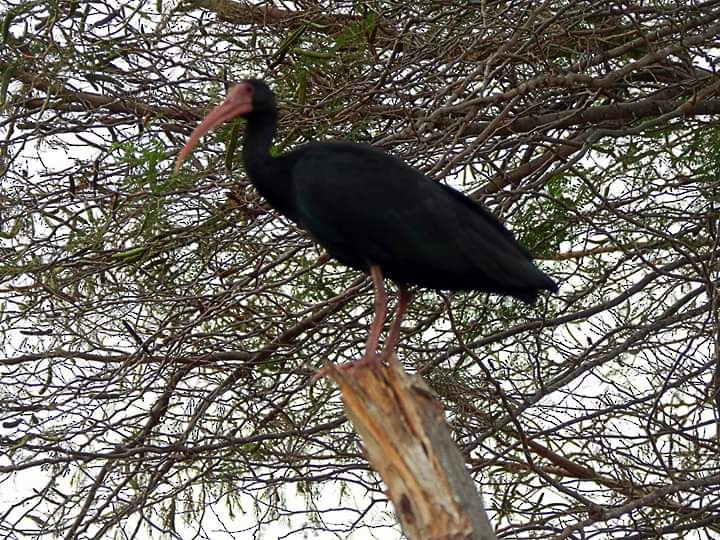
left=310, top=266, right=387, bottom=380
left=311, top=265, right=387, bottom=380
left=379, top=285, right=410, bottom=362
left=357, top=264, right=387, bottom=366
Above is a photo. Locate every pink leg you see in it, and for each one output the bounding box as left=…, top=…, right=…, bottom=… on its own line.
left=356, top=264, right=387, bottom=366
left=310, top=266, right=386, bottom=381
left=380, top=285, right=410, bottom=361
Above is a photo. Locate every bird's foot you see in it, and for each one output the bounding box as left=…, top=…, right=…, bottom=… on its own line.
left=347, top=353, right=384, bottom=369
left=309, top=353, right=383, bottom=384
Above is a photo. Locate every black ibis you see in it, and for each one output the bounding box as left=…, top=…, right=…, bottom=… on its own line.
left=175, top=80, right=557, bottom=366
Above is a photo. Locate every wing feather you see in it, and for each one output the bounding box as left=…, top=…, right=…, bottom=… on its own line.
left=290, top=142, right=555, bottom=295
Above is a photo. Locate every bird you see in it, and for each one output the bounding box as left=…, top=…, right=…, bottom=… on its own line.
left=175, top=79, right=558, bottom=366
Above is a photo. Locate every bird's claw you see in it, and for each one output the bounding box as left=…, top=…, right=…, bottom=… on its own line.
left=350, top=353, right=384, bottom=369
left=309, top=353, right=384, bottom=384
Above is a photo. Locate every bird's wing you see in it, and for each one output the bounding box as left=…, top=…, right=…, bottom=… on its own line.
left=291, top=143, right=548, bottom=290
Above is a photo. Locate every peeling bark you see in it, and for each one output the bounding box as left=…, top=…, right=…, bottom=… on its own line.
left=326, top=358, right=496, bottom=540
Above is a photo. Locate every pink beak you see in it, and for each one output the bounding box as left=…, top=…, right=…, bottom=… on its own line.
left=174, top=83, right=254, bottom=172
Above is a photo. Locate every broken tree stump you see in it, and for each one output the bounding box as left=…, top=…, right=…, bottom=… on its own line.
left=324, top=357, right=497, bottom=540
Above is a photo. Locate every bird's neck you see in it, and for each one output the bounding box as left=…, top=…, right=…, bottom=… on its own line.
left=242, top=111, right=277, bottom=180
left=241, top=110, right=299, bottom=222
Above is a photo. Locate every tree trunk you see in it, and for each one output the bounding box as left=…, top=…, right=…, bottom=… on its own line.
left=325, top=358, right=497, bottom=540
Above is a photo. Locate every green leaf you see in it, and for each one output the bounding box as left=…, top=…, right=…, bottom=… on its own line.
left=224, top=121, right=242, bottom=172
left=38, top=364, right=52, bottom=395
left=112, top=246, right=147, bottom=260
left=0, top=8, right=14, bottom=47
left=272, top=24, right=307, bottom=65
left=0, top=61, right=14, bottom=108
left=292, top=48, right=333, bottom=60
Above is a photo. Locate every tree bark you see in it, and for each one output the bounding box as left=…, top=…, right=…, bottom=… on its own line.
left=325, top=358, right=497, bottom=540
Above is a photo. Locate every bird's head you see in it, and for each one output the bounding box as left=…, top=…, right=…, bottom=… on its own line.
left=175, top=79, right=276, bottom=171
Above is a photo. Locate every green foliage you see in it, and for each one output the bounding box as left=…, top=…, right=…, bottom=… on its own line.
left=683, top=126, right=720, bottom=203
left=514, top=174, right=577, bottom=256
left=333, top=13, right=377, bottom=51
left=224, top=120, right=242, bottom=172
left=0, top=61, right=14, bottom=107
left=112, top=136, right=179, bottom=194
left=271, top=12, right=379, bottom=144
left=110, top=136, right=196, bottom=241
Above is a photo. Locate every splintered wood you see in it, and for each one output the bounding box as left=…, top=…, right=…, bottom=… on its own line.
left=324, top=358, right=496, bottom=540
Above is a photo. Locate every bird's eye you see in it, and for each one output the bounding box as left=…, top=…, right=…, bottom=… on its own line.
left=240, top=84, right=255, bottom=96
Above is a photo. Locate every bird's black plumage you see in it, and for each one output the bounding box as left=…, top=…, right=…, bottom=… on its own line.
left=176, top=79, right=558, bottom=364
left=234, top=80, right=557, bottom=303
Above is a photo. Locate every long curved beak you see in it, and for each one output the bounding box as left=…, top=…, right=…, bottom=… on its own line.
left=174, top=87, right=253, bottom=172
